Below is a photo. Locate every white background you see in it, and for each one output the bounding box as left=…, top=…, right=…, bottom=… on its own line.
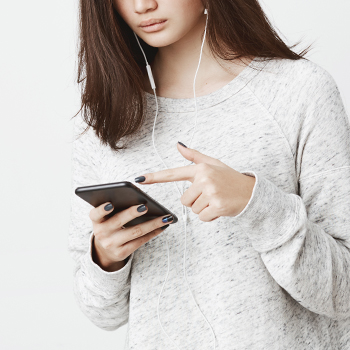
left=0, top=0, right=349, bottom=349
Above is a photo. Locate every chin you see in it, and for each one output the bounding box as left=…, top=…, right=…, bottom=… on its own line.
left=138, top=30, right=182, bottom=48
left=142, top=36, right=172, bottom=47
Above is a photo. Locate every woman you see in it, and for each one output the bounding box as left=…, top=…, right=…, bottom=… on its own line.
left=68, top=0, right=350, bottom=349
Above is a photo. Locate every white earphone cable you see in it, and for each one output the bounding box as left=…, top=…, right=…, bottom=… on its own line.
left=133, top=8, right=216, bottom=350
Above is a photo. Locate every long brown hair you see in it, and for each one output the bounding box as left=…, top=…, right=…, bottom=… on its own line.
left=73, top=0, right=313, bottom=152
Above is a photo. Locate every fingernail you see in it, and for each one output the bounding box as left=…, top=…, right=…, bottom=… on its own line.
left=137, top=204, right=147, bottom=212
left=162, top=215, right=173, bottom=223
left=178, top=141, right=187, bottom=148
left=161, top=224, right=170, bottom=230
left=135, top=176, right=146, bottom=183
left=104, top=203, right=113, bottom=211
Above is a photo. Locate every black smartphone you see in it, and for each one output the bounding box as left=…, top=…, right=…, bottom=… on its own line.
left=75, top=181, right=178, bottom=228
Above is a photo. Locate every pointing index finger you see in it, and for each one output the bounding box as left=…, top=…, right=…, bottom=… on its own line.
left=134, top=164, right=196, bottom=184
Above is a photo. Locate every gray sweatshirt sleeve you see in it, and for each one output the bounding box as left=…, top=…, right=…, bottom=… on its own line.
left=232, top=72, right=350, bottom=320
left=68, top=115, right=134, bottom=331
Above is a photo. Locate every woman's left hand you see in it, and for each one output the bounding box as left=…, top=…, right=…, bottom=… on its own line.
left=134, top=142, right=256, bottom=222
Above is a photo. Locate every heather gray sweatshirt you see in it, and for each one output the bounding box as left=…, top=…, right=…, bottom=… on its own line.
left=68, top=57, right=350, bottom=350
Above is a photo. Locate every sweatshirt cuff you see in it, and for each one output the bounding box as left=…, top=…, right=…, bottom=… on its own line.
left=81, top=231, right=134, bottom=292
left=232, top=170, right=299, bottom=253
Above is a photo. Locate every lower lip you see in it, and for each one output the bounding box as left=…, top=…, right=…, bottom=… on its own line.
left=140, top=20, right=167, bottom=32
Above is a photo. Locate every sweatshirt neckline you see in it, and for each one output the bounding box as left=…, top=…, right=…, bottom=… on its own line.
left=144, top=56, right=267, bottom=113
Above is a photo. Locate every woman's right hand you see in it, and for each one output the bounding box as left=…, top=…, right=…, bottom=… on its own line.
left=89, top=203, right=173, bottom=272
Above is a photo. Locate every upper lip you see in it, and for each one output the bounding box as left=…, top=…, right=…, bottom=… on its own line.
left=139, top=18, right=167, bottom=27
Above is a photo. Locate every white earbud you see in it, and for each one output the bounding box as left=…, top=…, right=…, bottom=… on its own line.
left=204, top=8, right=208, bottom=15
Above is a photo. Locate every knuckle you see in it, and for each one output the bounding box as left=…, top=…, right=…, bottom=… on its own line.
left=116, top=246, right=128, bottom=261
left=100, top=238, right=112, bottom=251
left=212, top=198, right=224, bottom=211
left=198, top=174, right=209, bottom=185
left=131, top=226, right=143, bottom=238
left=198, top=213, right=208, bottom=222
left=207, top=185, right=218, bottom=196
left=198, top=178, right=208, bottom=187
left=111, top=217, right=122, bottom=230
left=198, top=162, right=209, bottom=171
left=93, top=226, right=103, bottom=239
left=165, top=170, right=173, bottom=180
left=191, top=206, right=200, bottom=214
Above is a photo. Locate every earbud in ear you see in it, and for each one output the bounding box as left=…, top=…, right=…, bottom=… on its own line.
left=204, top=8, right=208, bottom=14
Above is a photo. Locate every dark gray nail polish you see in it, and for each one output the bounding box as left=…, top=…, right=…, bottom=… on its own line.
left=178, top=141, right=187, bottom=148
left=162, top=215, right=173, bottom=223
left=104, top=203, right=113, bottom=211
left=161, top=224, right=169, bottom=230
left=137, top=204, right=147, bottom=212
left=135, top=176, right=146, bottom=183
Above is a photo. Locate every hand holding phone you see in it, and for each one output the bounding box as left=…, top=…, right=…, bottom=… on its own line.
left=75, top=181, right=178, bottom=272
left=90, top=202, right=173, bottom=272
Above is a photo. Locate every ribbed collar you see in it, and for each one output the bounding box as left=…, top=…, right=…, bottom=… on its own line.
left=144, top=56, right=269, bottom=113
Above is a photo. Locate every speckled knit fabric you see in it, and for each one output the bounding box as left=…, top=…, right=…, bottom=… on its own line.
left=68, top=56, right=350, bottom=350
